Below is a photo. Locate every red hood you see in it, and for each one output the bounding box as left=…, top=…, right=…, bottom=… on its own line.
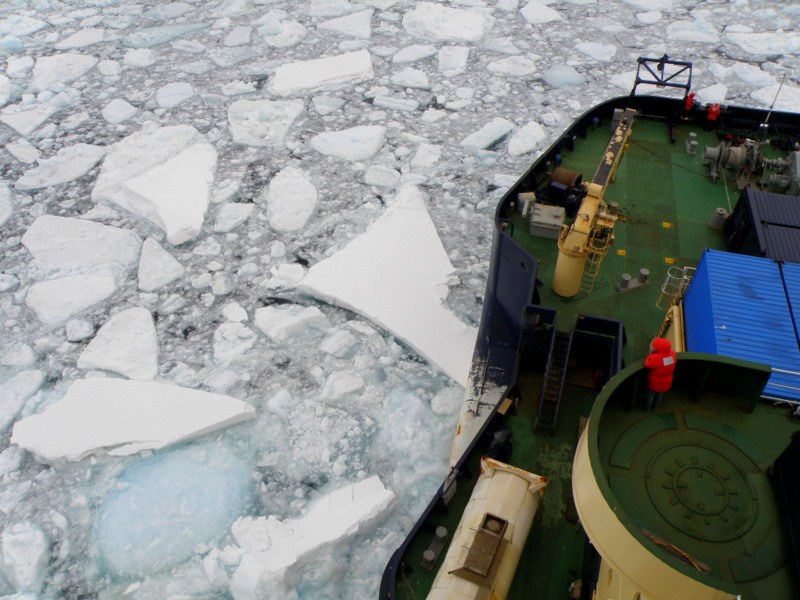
left=651, top=337, right=672, bottom=353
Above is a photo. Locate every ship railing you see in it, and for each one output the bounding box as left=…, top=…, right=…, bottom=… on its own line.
left=657, top=265, right=696, bottom=310
left=762, top=367, right=800, bottom=413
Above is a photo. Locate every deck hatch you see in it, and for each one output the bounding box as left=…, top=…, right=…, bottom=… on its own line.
left=449, top=512, right=510, bottom=588
left=683, top=249, right=800, bottom=401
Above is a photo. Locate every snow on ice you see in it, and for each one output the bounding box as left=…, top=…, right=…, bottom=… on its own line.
left=461, top=118, right=516, bottom=151
left=11, top=378, right=256, bottom=461
left=317, top=9, right=374, bottom=39
left=520, top=1, right=563, bottom=25
left=0, top=104, right=58, bottom=136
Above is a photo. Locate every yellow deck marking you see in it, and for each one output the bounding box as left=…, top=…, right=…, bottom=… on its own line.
left=665, top=257, right=676, bottom=264
left=662, top=222, right=673, bottom=228
left=617, top=249, right=627, bottom=256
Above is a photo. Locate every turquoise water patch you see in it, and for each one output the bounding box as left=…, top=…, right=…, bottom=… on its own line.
left=95, top=443, right=253, bottom=577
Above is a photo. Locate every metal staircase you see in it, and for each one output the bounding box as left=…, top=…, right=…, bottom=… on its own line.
left=535, top=329, right=574, bottom=432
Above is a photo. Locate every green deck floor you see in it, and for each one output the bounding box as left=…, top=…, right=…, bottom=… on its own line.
left=508, top=118, right=730, bottom=361
left=390, top=116, right=794, bottom=600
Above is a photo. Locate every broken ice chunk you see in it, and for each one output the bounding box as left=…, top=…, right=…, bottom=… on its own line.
left=11, top=378, right=256, bottom=461
left=300, top=185, right=476, bottom=385
left=227, top=99, right=304, bottom=147
left=254, top=305, right=329, bottom=343
left=263, top=166, right=317, bottom=232
left=403, top=3, right=485, bottom=42
left=137, top=238, right=185, bottom=291
left=92, top=125, right=217, bottom=245
left=268, top=50, right=373, bottom=96
left=22, top=215, right=141, bottom=275
left=229, top=476, right=395, bottom=600
left=77, top=307, right=158, bottom=380
left=460, top=118, right=515, bottom=151
left=15, top=144, right=106, bottom=190
left=310, top=125, right=385, bottom=161
left=25, top=274, right=116, bottom=327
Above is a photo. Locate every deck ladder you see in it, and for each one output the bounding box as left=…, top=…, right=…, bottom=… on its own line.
left=579, top=231, right=614, bottom=296
left=535, top=330, right=573, bottom=432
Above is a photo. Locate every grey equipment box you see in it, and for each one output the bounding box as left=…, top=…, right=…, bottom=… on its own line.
left=529, top=203, right=564, bottom=239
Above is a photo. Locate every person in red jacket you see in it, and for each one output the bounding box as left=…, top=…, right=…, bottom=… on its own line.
left=642, top=337, right=677, bottom=411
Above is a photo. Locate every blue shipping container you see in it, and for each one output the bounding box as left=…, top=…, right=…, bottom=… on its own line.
left=684, top=249, right=800, bottom=402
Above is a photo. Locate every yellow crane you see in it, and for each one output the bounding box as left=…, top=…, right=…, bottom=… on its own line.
left=552, top=108, right=637, bottom=297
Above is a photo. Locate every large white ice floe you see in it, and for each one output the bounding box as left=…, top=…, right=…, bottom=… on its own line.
left=15, top=144, right=106, bottom=190
left=666, top=18, right=720, bottom=44
left=156, top=81, right=194, bottom=108
left=254, top=305, right=329, bottom=343
left=55, top=28, right=105, bottom=50
left=257, top=20, right=308, bottom=48
left=77, top=307, right=159, bottom=380
left=725, top=31, right=799, bottom=57
left=0, top=104, right=58, bottom=136
left=227, top=99, right=304, bottom=147
left=228, top=476, right=395, bottom=600
left=25, top=274, right=116, bottom=327
left=0, top=370, right=45, bottom=433
left=317, top=9, right=373, bottom=39
left=268, top=50, right=373, bottom=96
left=751, top=83, right=800, bottom=113
left=137, top=237, right=185, bottom=291
left=263, top=166, right=318, bottom=232
left=28, top=52, right=98, bottom=93
left=11, top=378, right=256, bottom=461
left=1, top=521, right=49, bottom=593
left=91, top=124, right=217, bottom=245
left=95, top=444, right=253, bottom=577
left=403, top=3, right=486, bottom=42
left=461, top=118, right=515, bottom=151
left=300, top=185, right=477, bottom=386
left=310, top=125, right=386, bottom=161
left=519, top=1, right=563, bottom=24
left=123, top=23, right=210, bottom=48
left=508, top=120, right=547, bottom=156
left=22, top=215, right=142, bottom=275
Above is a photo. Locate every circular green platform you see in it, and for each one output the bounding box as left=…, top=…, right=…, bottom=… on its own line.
left=646, top=442, right=758, bottom=543
left=601, top=403, right=784, bottom=586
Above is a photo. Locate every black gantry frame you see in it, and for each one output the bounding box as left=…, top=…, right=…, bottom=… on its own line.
left=630, top=55, right=693, bottom=98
